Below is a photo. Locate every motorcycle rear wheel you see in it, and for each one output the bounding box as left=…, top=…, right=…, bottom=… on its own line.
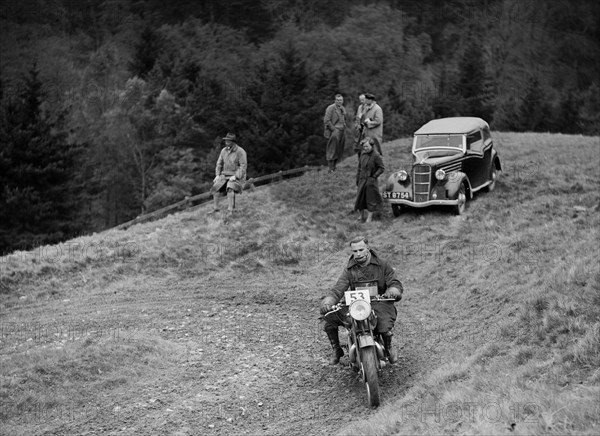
left=361, top=347, right=380, bottom=408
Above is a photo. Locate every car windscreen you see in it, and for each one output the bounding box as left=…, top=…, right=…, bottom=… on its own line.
left=414, top=135, right=463, bottom=150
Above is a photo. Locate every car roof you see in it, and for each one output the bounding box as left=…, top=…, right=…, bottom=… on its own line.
left=414, top=117, right=489, bottom=135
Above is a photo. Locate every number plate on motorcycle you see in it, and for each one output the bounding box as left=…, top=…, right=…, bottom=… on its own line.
left=345, top=289, right=371, bottom=305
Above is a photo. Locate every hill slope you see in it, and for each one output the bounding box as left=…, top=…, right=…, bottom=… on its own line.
left=1, top=132, right=599, bottom=435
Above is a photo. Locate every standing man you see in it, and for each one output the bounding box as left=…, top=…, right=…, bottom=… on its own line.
left=355, top=138, right=384, bottom=223
left=353, top=93, right=367, bottom=155
left=210, top=133, right=247, bottom=217
left=361, top=93, right=383, bottom=156
left=323, top=94, right=347, bottom=172
left=320, top=236, right=403, bottom=365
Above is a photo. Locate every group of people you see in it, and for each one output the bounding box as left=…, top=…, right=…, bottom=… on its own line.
left=324, top=92, right=385, bottom=223
left=208, top=93, right=384, bottom=223
left=323, top=92, right=383, bottom=170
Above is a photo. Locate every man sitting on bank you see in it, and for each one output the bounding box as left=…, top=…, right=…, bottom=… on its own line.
left=210, top=133, right=247, bottom=217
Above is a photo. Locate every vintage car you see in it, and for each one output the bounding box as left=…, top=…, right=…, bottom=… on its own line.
left=382, top=117, right=501, bottom=215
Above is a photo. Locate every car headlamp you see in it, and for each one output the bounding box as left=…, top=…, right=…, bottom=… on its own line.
left=435, top=169, right=446, bottom=181
left=397, top=170, right=408, bottom=182
left=349, top=300, right=371, bottom=321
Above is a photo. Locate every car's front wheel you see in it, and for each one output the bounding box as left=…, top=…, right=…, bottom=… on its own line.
left=453, top=183, right=467, bottom=215
left=391, top=204, right=403, bottom=217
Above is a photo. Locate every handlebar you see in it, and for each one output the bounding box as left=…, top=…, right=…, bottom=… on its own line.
left=372, top=296, right=396, bottom=301
left=322, top=296, right=395, bottom=316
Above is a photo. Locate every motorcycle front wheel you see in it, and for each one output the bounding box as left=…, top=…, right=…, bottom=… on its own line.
left=361, top=347, right=380, bottom=408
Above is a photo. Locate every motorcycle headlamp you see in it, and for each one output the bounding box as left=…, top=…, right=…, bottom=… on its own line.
left=435, top=169, right=446, bottom=181
left=397, top=170, right=408, bottom=182
left=349, top=300, right=371, bottom=321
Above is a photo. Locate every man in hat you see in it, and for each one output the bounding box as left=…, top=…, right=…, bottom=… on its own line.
left=210, top=133, right=247, bottom=216
left=323, top=94, right=347, bottom=172
left=360, top=93, right=383, bottom=156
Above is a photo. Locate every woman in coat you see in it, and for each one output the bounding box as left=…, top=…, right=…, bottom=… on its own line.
left=354, top=138, right=384, bottom=222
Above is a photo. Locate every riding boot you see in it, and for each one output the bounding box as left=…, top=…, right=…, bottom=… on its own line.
left=382, top=333, right=397, bottom=364
left=325, top=328, right=344, bottom=365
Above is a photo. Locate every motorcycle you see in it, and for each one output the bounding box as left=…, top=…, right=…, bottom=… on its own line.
left=323, top=288, right=395, bottom=408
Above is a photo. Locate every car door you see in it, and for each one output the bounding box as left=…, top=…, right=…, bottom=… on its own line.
left=481, top=127, right=494, bottom=183
left=462, top=130, right=490, bottom=189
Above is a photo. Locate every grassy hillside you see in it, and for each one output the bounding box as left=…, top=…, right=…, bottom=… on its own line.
left=1, top=132, right=599, bottom=435
left=340, top=132, right=600, bottom=435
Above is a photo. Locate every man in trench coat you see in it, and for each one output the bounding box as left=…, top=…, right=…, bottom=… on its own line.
left=323, top=94, right=347, bottom=172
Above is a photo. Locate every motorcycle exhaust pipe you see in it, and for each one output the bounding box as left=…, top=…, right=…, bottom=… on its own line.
left=349, top=344, right=357, bottom=363
left=375, top=342, right=386, bottom=361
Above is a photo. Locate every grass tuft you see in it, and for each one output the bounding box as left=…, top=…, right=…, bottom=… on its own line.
left=572, top=323, right=600, bottom=368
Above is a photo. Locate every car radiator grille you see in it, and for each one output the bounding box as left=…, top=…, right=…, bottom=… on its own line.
left=413, top=164, right=431, bottom=202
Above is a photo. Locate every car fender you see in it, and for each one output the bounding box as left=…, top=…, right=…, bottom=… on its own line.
left=492, top=150, right=502, bottom=171
left=384, top=172, right=411, bottom=195
left=384, top=173, right=396, bottom=191
left=446, top=172, right=472, bottom=199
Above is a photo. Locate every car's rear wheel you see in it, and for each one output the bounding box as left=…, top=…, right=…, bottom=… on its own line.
left=453, top=183, right=466, bottom=215
left=485, top=166, right=498, bottom=192
left=391, top=204, right=403, bottom=217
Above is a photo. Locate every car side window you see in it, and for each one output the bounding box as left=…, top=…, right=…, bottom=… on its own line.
left=467, top=131, right=483, bottom=153
left=482, top=127, right=491, bottom=144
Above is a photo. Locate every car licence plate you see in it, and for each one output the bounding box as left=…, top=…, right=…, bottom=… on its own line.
left=383, top=191, right=411, bottom=200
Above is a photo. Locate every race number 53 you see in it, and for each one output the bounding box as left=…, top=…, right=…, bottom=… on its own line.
left=345, top=289, right=371, bottom=305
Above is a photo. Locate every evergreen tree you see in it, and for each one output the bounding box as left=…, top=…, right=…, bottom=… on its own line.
left=386, top=81, right=404, bottom=114
left=554, top=90, right=581, bottom=134
left=457, top=38, right=487, bottom=117
left=0, top=65, right=83, bottom=253
left=129, top=25, right=161, bottom=79
left=518, top=76, right=552, bottom=132
left=480, top=72, right=496, bottom=122
left=578, top=83, right=600, bottom=135
left=432, top=66, right=459, bottom=118
left=245, top=44, right=324, bottom=174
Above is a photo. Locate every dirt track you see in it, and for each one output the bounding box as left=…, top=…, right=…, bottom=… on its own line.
left=3, top=215, right=476, bottom=435
left=2, top=189, right=496, bottom=436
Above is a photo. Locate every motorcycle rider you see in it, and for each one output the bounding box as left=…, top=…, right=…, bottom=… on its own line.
left=320, top=236, right=403, bottom=365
